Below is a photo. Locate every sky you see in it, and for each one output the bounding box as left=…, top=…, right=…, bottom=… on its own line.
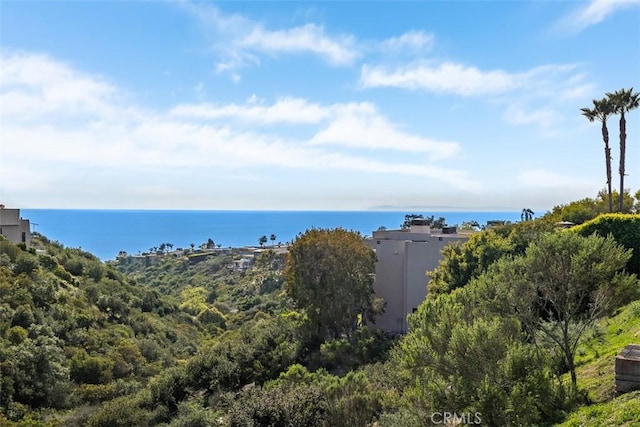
left=1, top=0, right=639, bottom=211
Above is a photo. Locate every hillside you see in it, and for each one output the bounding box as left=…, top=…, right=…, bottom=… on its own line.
left=0, top=233, right=207, bottom=424
left=1, top=212, right=639, bottom=426
left=557, top=300, right=640, bottom=426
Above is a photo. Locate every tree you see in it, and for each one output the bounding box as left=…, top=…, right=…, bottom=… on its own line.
left=284, top=228, right=377, bottom=340
left=606, top=88, right=640, bottom=211
left=397, top=291, right=565, bottom=425
left=581, top=97, right=615, bottom=212
left=270, top=234, right=277, bottom=246
left=512, top=232, right=636, bottom=387
left=428, top=229, right=514, bottom=296
left=401, top=214, right=446, bottom=230
left=259, top=235, right=268, bottom=247
left=572, top=213, right=640, bottom=276
left=521, top=208, right=535, bottom=221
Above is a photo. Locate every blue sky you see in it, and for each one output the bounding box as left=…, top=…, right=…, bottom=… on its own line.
left=1, top=0, right=639, bottom=211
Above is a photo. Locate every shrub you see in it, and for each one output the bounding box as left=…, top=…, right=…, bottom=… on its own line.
left=13, top=254, right=38, bottom=276
left=70, top=351, right=114, bottom=385
left=86, top=395, right=151, bottom=427
left=572, top=213, right=640, bottom=275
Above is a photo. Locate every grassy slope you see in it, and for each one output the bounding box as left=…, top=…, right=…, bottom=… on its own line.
left=557, top=300, right=640, bottom=426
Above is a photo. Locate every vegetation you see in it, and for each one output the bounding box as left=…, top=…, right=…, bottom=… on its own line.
left=400, top=214, right=447, bottom=230
left=284, top=228, right=379, bottom=341
left=606, top=88, right=639, bottom=212
left=582, top=87, right=639, bottom=213
left=572, top=213, right=640, bottom=276
left=1, top=188, right=639, bottom=425
left=581, top=97, right=614, bottom=212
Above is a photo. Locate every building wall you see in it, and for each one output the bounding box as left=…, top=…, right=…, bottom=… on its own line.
left=369, top=239, right=407, bottom=333
left=367, top=231, right=468, bottom=334
left=0, top=209, right=31, bottom=246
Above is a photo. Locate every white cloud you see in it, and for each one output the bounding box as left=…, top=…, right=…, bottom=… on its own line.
left=360, top=61, right=590, bottom=133
left=238, top=23, right=358, bottom=66
left=169, top=97, right=460, bottom=159
left=503, top=106, right=557, bottom=128
left=360, top=62, right=583, bottom=97
left=360, top=62, right=520, bottom=96
left=309, top=111, right=460, bottom=159
left=380, top=30, right=434, bottom=52
left=169, top=97, right=334, bottom=124
left=1, top=51, right=475, bottom=208
left=0, top=51, right=119, bottom=119
left=180, top=2, right=358, bottom=76
left=559, top=0, right=640, bottom=33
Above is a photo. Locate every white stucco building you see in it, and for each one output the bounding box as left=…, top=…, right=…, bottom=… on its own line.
left=0, top=206, right=31, bottom=247
left=366, top=220, right=470, bottom=334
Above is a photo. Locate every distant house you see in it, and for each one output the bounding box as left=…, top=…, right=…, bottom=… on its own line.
left=232, top=256, right=254, bottom=271
left=0, top=206, right=31, bottom=247
left=365, top=219, right=470, bottom=334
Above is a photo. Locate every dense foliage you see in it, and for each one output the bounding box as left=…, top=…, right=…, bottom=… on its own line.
left=2, top=194, right=639, bottom=425
left=284, top=228, right=379, bottom=341
left=0, top=234, right=205, bottom=424
left=572, top=213, right=640, bottom=276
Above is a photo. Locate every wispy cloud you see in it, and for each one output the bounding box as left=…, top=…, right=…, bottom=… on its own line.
left=360, top=62, right=582, bottom=97
left=309, top=110, right=460, bottom=159
left=557, top=0, right=640, bottom=33
left=0, top=50, right=119, bottom=119
left=169, top=97, right=336, bottom=124
left=360, top=61, right=590, bottom=132
left=238, top=23, right=358, bottom=66
left=179, top=2, right=358, bottom=77
left=380, top=30, right=435, bottom=53
left=361, top=62, right=518, bottom=96
left=1, top=51, right=476, bottom=208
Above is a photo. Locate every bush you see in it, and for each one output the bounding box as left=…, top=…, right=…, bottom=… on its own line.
left=227, top=383, right=328, bottom=427
left=86, top=395, right=151, bottom=427
left=70, top=351, right=114, bottom=385
left=13, top=254, right=38, bottom=276
left=572, top=213, right=640, bottom=275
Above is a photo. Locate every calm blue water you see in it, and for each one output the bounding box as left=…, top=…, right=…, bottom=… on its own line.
left=21, top=210, right=522, bottom=260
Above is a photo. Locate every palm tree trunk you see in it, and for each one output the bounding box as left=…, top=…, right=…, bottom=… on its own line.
left=619, top=112, right=626, bottom=212
left=602, top=121, right=613, bottom=212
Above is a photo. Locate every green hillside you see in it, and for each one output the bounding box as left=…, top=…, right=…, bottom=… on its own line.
left=1, top=207, right=639, bottom=426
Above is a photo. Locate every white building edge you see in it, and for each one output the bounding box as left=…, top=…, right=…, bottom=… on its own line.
left=366, top=219, right=470, bottom=334
left=0, top=206, right=31, bottom=247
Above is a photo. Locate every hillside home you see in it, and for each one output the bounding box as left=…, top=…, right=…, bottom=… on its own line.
left=0, top=206, right=31, bottom=247
left=366, top=219, right=470, bottom=334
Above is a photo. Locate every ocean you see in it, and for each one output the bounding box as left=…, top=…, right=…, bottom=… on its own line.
left=21, top=210, right=522, bottom=261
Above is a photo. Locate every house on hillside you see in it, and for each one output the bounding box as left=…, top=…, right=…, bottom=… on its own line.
left=0, top=206, right=31, bottom=247
left=365, top=219, right=470, bottom=334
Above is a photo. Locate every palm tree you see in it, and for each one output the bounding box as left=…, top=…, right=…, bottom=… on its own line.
left=270, top=234, right=277, bottom=246
left=606, top=88, right=640, bottom=212
left=581, top=98, right=615, bottom=212
left=521, top=208, right=535, bottom=221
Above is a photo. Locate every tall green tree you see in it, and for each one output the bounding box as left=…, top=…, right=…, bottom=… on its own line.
left=606, top=88, right=640, bottom=212
left=284, top=228, right=378, bottom=340
left=581, top=97, right=615, bottom=212
left=511, top=233, right=636, bottom=387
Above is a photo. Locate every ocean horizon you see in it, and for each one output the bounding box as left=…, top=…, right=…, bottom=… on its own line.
left=21, top=209, right=525, bottom=261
